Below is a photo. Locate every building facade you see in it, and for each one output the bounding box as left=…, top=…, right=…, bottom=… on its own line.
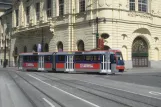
left=0, top=0, right=12, bottom=67
left=11, top=0, right=161, bottom=69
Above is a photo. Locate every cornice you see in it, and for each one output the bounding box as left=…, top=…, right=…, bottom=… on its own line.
left=85, top=7, right=161, bottom=19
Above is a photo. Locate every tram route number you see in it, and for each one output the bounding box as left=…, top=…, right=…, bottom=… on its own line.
left=80, top=64, right=94, bottom=68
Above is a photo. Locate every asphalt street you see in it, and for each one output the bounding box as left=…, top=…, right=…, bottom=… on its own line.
left=0, top=67, right=161, bottom=107
left=102, top=72, right=161, bottom=88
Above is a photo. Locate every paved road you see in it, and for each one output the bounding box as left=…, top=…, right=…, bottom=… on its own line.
left=103, top=72, right=161, bottom=88
left=0, top=67, right=161, bottom=107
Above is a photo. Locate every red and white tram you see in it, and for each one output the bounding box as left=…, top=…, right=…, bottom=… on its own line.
left=18, top=50, right=120, bottom=74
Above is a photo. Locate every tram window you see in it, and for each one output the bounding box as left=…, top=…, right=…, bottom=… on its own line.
left=84, top=55, right=101, bottom=61
left=58, top=55, right=65, bottom=61
left=118, top=57, right=120, bottom=60
left=74, top=55, right=84, bottom=61
left=45, top=55, right=51, bottom=62
left=24, top=56, right=30, bottom=62
left=29, top=56, right=32, bottom=61
left=110, top=54, right=116, bottom=63
left=93, top=56, right=97, bottom=61
left=93, top=55, right=101, bottom=61
left=85, top=55, right=93, bottom=61
left=116, top=52, right=121, bottom=56
left=23, top=56, right=38, bottom=62
left=116, top=52, right=123, bottom=60
left=23, top=56, right=27, bottom=62
left=117, top=56, right=123, bottom=60
left=33, top=56, right=38, bottom=61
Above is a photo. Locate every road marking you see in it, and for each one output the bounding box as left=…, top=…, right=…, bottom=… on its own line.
left=28, top=74, right=100, bottom=107
left=65, top=76, right=161, bottom=100
left=149, top=91, right=161, bottom=96
left=43, top=98, right=55, bottom=107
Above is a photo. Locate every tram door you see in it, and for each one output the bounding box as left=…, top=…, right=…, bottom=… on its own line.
left=110, top=54, right=117, bottom=73
left=101, top=54, right=114, bottom=74
left=18, top=56, right=23, bottom=70
left=101, top=55, right=109, bottom=73
left=38, top=56, right=44, bottom=71
left=65, top=55, right=74, bottom=72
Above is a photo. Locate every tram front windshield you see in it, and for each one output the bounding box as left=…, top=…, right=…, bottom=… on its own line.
left=116, top=52, right=123, bottom=61
left=115, top=52, right=124, bottom=65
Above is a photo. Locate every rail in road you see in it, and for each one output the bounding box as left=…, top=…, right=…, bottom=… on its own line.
left=32, top=72, right=160, bottom=107
left=7, top=71, right=63, bottom=107
left=2, top=68, right=161, bottom=107
left=8, top=70, right=130, bottom=107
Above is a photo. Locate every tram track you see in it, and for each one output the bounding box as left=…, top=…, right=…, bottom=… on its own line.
left=7, top=71, right=38, bottom=107
left=7, top=71, right=65, bottom=107
left=33, top=72, right=156, bottom=107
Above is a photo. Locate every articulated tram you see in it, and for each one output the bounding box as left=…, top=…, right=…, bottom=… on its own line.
left=18, top=50, right=124, bottom=74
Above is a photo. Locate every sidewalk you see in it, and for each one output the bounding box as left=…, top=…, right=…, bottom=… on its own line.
left=0, top=66, right=18, bottom=71
left=125, top=67, right=161, bottom=74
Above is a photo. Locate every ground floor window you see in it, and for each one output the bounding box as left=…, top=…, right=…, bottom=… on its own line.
left=33, top=44, right=37, bottom=52
left=77, top=40, right=84, bottom=51
left=132, top=37, right=148, bottom=67
left=44, top=43, right=49, bottom=52
left=57, top=41, right=63, bottom=52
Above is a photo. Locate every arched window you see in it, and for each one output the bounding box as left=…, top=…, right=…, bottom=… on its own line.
left=79, top=0, right=85, bottom=12
left=57, top=41, right=63, bottom=52
left=24, top=46, right=27, bottom=52
left=14, top=47, right=18, bottom=67
left=129, top=0, right=135, bottom=11
left=33, top=44, right=37, bottom=52
left=77, top=40, right=85, bottom=51
left=132, top=37, right=149, bottom=67
left=14, top=47, right=18, bottom=55
left=44, top=43, right=49, bottom=52
left=138, top=0, right=148, bottom=12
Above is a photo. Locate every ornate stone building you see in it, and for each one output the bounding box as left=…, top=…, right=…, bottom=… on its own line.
left=11, top=0, right=161, bottom=69
left=0, top=0, right=12, bottom=66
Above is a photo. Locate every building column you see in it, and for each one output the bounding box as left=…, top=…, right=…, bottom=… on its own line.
left=19, top=1, right=23, bottom=27
left=68, top=0, right=74, bottom=51
left=40, top=0, right=46, bottom=22
left=52, top=0, right=56, bottom=17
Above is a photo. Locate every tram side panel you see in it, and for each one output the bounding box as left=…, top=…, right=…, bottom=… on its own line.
left=74, top=54, right=102, bottom=73
left=18, top=55, right=23, bottom=70
left=55, top=55, right=66, bottom=72
left=44, top=55, right=53, bottom=71
left=23, top=55, right=38, bottom=71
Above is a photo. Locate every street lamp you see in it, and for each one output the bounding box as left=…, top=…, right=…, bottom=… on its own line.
left=96, top=17, right=99, bottom=49
left=41, top=27, right=44, bottom=52
left=3, top=28, right=7, bottom=68
left=3, top=22, right=11, bottom=68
